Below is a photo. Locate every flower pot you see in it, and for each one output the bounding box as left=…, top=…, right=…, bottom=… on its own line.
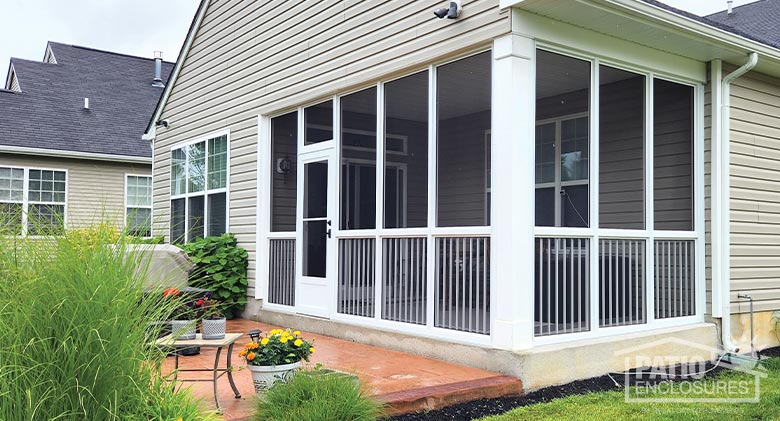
left=170, top=320, right=196, bottom=340
left=202, top=317, right=226, bottom=340
left=247, top=361, right=301, bottom=393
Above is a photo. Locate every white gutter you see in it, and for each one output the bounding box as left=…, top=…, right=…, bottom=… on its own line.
left=0, top=145, right=152, bottom=164
left=719, top=52, right=758, bottom=354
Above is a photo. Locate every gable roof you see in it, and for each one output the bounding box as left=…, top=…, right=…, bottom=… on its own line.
left=706, top=0, right=780, bottom=49
left=0, top=42, right=174, bottom=161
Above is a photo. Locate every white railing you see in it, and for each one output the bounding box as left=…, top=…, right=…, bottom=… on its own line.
left=434, top=236, right=490, bottom=335
left=382, top=237, right=427, bottom=325
left=654, top=240, right=695, bottom=319
left=337, top=238, right=376, bottom=317
left=599, top=239, right=646, bottom=327
left=535, top=237, right=591, bottom=336
left=268, top=238, right=295, bottom=306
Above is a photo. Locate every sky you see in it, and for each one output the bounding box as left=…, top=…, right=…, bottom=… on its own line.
left=0, top=0, right=763, bottom=82
left=0, top=0, right=200, bottom=79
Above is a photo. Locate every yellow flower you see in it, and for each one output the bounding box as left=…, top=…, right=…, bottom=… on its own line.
left=280, top=337, right=289, bottom=344
left=260, top=337, right=269, bottom=345
left=293, top=330, right=301, bottom=336
left=176, top=418, right=183, bottom=421
left=294, top=339, right=303, bottom=347
left=309, top=347, right=315, bottom=354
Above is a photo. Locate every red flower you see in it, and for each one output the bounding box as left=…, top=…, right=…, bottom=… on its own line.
left=196, top=299, right=204, bottom=306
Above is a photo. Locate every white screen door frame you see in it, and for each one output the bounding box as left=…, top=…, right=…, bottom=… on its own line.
left=296, top=147, right=337, bottom=317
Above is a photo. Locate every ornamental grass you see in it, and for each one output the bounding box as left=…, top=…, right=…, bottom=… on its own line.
left=0, top=221, right=216, bottom=420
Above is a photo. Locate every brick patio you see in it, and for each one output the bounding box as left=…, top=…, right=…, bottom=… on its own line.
left=163, top=319, right=522, bottom=419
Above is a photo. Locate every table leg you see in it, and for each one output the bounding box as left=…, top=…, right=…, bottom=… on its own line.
left=172, top=351, right=180, bottom=392
left=213, top=346, right=222, bottom=410
left=226, top=342, right=241, bottom=398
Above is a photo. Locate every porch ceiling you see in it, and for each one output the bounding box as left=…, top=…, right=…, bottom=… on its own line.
left=510, top=0, right=780, bottom=79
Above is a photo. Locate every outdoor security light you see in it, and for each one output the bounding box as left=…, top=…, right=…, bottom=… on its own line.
left=434, top=0, right=462, bottom=19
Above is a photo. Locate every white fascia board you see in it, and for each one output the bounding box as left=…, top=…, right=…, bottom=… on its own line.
left=144, top=0, right=210, bottom=135
left=508, top=0, right=780, bottom=61
left=0, top=146, right=151, bottom=165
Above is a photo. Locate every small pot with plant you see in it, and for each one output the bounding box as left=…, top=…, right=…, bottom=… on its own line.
left=238, top=328, right=315, bottom=393
left=197, top=297, right=226, bottom=340
left=164, top=287, right=196, bottom=340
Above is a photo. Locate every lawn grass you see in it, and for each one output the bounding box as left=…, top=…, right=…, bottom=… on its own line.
left=481, top=358, right=780, bottom=421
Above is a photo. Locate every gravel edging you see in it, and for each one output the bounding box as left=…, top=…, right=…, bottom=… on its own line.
left=391, top=346, right=780, bottom=421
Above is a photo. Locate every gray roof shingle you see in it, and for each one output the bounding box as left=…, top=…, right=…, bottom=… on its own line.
left=0, top=42, right=173, bottom=159
left=706, top=0, right=780, bottom=49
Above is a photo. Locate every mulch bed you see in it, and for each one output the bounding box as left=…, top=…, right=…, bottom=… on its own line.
left=391, top=346, right=780, bottom=421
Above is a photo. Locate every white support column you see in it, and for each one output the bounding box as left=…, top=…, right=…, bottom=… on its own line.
left=491, top=34, right=536, bottom=350
left=710, top=60, right=723, bottom=317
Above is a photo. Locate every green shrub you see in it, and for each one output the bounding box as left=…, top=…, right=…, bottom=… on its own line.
left=254, top=367, right=383, bottom=421
left=180, top=233, right=248, bottom=319
left=0, top=223, right=217, bottom=420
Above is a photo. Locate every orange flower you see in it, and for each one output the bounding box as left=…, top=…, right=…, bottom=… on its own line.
left=247, top=352, right=256, bottom=361
left=163, top=287, right=180, bottom=298
left=238, top=350, right=247, bottom=357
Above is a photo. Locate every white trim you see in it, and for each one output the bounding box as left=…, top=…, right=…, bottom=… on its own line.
left=506, top=0, right=780, bottom=67
left=144, top=0, right=209, bottom=135
left=0, top=145, right=151, bottom=164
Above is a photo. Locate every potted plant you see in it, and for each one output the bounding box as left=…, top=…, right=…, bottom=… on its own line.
left=165, top=287, right=196, bottom=340
left=197, top=297, right=226, bottom=340
left=238, top=328, right=315, bottom=393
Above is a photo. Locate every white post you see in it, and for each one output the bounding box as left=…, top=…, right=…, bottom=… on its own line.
left=491, top=34, right=536, bottom=350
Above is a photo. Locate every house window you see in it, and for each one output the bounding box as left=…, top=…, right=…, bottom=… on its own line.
left=126, top=175, right=151, bottom=237
left=0, top=167, right=66, bottom=235
left=170, top=133, right=228, bottom=243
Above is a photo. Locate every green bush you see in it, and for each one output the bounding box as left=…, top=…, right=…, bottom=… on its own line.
left=254, top=367, right=383, bottom=421
left=0, top=223, right=217, bottom=420
left=180, top=233, right=248, bottom=319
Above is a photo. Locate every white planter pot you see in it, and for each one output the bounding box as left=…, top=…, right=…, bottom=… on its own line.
left=170, top=320, right=196, bottom=340
left=202, top=317, right=226, bottom=340
left=247, top=361, right=301, bottom=393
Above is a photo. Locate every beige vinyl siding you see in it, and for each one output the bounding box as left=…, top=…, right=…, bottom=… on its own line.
left=0, top=153, right=150, bottom=229
left=152, top=0, right=510, bottom=295
left=728, top=69, right=780, bottom=313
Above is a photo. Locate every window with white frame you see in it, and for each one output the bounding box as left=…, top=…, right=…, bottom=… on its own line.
left=0, top=167, right=66, bottom=235
left=126, top=175, right=151, bottom=237
left=170, top=133, right=228, bottom=243
left=533, top=48, right=698, bottom=338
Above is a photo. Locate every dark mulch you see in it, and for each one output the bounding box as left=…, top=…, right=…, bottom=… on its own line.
left=391, top=346, right=780, bottom=421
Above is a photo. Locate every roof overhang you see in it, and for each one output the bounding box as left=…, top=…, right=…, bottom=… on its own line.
left=504, top=0, right=780, bottom=78
left=0, top=145, right=152, bottom=165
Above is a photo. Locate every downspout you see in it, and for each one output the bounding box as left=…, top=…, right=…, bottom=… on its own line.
left=719, top=52, right=758, bottom=354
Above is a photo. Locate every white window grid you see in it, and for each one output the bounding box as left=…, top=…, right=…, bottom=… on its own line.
left=125, top=174, right=152, bottom=236
left=0, top=166, right=67, bottom=235
left=170, top=131, right=230, bottom=243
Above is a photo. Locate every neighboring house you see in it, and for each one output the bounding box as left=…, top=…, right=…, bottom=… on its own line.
left=146, top=0, right=780, bottom=389
left=0, top=42, right=173, bottom=236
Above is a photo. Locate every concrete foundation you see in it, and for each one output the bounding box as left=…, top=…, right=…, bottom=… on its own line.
left=245, top=305, right=719, bottom=391
left=730, top=310, right=780, bottom=353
